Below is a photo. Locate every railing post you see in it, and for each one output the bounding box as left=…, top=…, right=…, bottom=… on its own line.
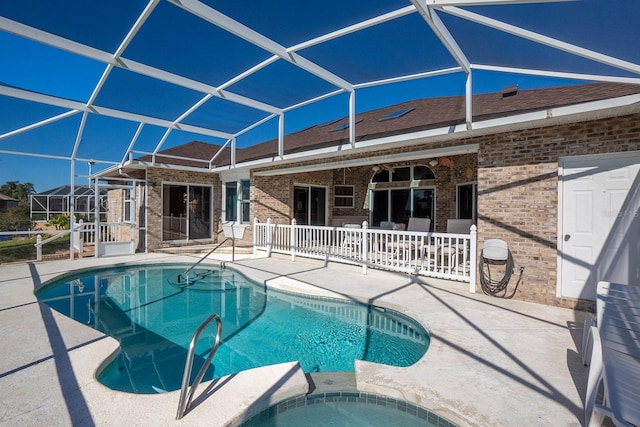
left=253, top=217, right=258, bottom=255
left=266, top=218, right=272, bottom=257
left=77, top=219, right=84, bottom=258
left=36, top=234, right=42, bottom=261
left=290, top=218, right=297, bottom=262
left=361, top=221, right=368, bottom=274
left=469, top=224, right=477, bottom=293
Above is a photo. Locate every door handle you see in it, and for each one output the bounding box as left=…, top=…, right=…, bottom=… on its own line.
left=564, top=234, right=571, bottom=241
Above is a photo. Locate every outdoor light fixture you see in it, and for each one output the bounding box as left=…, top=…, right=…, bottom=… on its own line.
left=428, top=159, right=439, bottom=167
left=372, top=165, right=381, bottom=172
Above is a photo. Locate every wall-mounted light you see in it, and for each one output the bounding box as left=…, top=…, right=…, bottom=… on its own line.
left=372, top=165, right=381, bottom=172
left=428, top=158, right=439, bottom=167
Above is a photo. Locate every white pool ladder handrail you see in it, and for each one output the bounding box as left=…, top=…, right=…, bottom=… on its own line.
left=176, top=313, right=223, bottom=420
left=178, top=238, right=231, bottom=283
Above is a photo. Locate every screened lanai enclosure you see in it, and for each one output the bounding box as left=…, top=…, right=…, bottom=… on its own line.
left=0, top=0, right=639, bottom=262
left=30, top=185, right=107, bottom=222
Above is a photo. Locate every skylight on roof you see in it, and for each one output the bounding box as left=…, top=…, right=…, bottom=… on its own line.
left=330, top=119, right=363, bottom=132
left=379, top=108, right=414, bottom=121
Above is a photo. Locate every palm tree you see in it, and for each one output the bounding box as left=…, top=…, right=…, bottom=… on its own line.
left=0, top=181, right=35, bottom=203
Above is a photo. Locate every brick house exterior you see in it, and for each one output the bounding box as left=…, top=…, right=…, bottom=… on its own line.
left=100, top=83, right=640, bottom=309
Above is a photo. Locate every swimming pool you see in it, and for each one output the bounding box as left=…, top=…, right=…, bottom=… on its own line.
left=36, top=263, right=429, bottom=394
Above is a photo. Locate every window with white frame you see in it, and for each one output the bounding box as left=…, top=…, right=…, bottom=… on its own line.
left=334, top=185, right=354, bottom=208
left=225, top=180, right=251, bottom=223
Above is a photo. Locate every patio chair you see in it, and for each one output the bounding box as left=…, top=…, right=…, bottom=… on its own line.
left=407, top=217, right=431, bottom=232
left=433, top=219, right=474, bottom=271
left=340, top=223, right=362, bottom=257
left=387, top=217, right=430, bottom=262
left=379, top=221, right=395, bottom=230
left=583, top=281, right=640, bottom=427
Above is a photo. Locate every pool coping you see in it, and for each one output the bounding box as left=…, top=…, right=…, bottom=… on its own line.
left=0, top=252, right=591, bottom=426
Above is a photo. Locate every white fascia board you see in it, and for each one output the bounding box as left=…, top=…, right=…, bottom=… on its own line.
left=251, top=145, right=479, bottom=176
left=220, top=92, right=640, bottom=175
left=472, top=93, right=640, bottom=131
left=125, top=161, right=213, bottom=173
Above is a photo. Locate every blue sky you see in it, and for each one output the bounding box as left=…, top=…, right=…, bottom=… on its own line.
left=0, top=0, right=638, bottom=193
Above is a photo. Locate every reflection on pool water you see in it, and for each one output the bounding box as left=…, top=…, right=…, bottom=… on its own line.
left=238, top=392, right=458, bottom=427
left=36, top=263, right=429, bottom=394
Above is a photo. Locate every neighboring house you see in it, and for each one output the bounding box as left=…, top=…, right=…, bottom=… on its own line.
left=97, top=82, right=640, bottom=310
left=0, top=194, right=19, bottom=211
left=30, top=185, right=108, bottom=222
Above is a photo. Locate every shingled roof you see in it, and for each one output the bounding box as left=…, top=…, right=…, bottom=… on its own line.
left=142, top=82, right=640, bottom=169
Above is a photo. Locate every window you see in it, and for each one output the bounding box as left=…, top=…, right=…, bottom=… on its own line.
left=123, top=189, right=131, bottom=222
left=457, top=182, right=477, bottom=221
left=225, top=182, right=237, bottom=221
left=379, top=107, right=414, bottom=121
left=225, top=180, right=251, bottom=223
left=241, top=180, right=250, bottom=223
left=334, top=185, right=354, bottom=208
left=369, top=165, right=435, bottom=228
left=391, top=166, right=411, bottom=182
left=330, top=119, right=363, bottom=132
left=162, top=184, right=212, bottom=241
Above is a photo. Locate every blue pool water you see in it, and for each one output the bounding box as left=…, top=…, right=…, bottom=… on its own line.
left=36, top=263, right=429, bottom=394
left=240, top=392, right=458, bottom=427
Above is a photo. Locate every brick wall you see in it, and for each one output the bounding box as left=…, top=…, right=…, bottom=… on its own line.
left=477, top=113, right=640, bottom=309
left=139, top=112, right=640, bottom=308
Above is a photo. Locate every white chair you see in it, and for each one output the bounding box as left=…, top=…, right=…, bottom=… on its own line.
left=583, top=281, right=640, bottom=427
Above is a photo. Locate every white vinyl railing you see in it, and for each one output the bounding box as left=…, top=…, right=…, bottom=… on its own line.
left=254, top=218, right=477, bottom=292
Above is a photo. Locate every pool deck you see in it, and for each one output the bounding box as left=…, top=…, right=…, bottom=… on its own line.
left=0, top=251, right=592, bottom=426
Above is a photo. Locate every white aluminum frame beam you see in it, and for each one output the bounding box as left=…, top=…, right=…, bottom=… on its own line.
left=0, top=16, right=282, bottom=116
left=440, top=6, right=640, bottom=75
left=473, top=64, right=640, bottom=84
left=0, top=110, right=81, bottom=141
left=426, top=0, right=569, bottom=5
left=0, top=85, right=234, bottom=140
left=411, top=1, right=472, bottom=127
left=169, top=0, right=354, bottom=93
left=411, top=1, right=471, bottom=74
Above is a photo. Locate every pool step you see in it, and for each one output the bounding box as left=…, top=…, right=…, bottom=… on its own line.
left=155, top=243, right=253, bottom=255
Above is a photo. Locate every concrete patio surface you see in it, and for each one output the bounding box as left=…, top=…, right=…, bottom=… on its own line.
left=0, top=251, right=592, bottom=426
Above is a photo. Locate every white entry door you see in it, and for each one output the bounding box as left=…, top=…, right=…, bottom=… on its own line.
left=559, top=152, right=640, bottom=300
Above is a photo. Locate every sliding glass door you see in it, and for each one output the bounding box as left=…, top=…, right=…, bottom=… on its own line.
left=162, top=184, right=212, bottom=241
left=294, top=185, right=326, bottom=226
